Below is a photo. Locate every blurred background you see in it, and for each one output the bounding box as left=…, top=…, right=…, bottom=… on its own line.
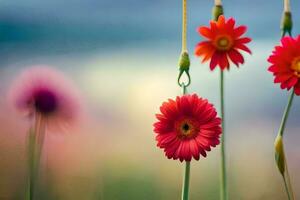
left=0, top=0, right=300, bottom=199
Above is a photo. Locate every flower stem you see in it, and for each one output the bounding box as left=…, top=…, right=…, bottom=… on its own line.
left=27, top=113, right=46, bottom=200
left=180, top=82, right=190, bottom=200
left=28, top=128, right=35, bottom=200
left=182, top=83, right=187, bottom=95
left=283, top=175, right=292, bottom=200
left=220, top=70, right=227, bottom=200
left=181, top=161, right=191, bottom=200
left=277, top=89, right=295, bottom=200
left=285, top=163, right=295, bottom=200
left=278, top=90, right=294, bottom=137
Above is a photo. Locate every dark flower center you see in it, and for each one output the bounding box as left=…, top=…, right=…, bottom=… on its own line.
left=33, top=90, right=57, bottom=115
left=182, top=123, right=190, bottom=132
left=175, top=118, right=200, bottom=139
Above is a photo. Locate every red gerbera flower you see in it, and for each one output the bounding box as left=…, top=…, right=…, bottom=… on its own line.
left=153, top=94, right=222, bottom=162
left=268, top=36, right=300, bottom=95
left=195, top=15, right=251, bottom=70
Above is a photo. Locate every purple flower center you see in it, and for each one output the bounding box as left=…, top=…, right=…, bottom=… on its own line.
left=33, top=89, right=57, bottom=115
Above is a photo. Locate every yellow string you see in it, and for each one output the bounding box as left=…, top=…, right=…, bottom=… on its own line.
left=284, top=0, right=291, bottom=12
left=215, top=0, right=222, bottom=6
left=182, top=0, right=187, bottom=52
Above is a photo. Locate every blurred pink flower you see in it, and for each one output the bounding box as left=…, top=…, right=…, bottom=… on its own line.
left=9, top=66, right=82, bottom=130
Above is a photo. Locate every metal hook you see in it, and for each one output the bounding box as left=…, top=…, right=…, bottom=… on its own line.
left=181, top=82, right=188, bottom=95
left=177, top=69, right=191, bottom=88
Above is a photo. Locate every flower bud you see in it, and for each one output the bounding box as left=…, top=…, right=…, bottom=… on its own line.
left=281, top=11, right=292, bottom=37
left=274, top=135, right=285, bottom=175
left=212, top=5, right=224, bottom=21
left=178, top=51, right=191, bottom=87
left=178, top=51, right=190, bottom=72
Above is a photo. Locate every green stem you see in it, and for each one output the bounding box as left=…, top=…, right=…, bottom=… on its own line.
left=278, top=89, right=294, bottom=137
left=180, top=84, right=190, bottom=200
left=285, top=162, right=295, bottom=200
left=182, top=83, right=187, bottom=95
left=220, top=70, right=227, bottom=200
left=27, top=113, right=46, bottom=200
left=283, top=176, right=292, bottom=200
left=181, top=161, right=191, bottom=200
left=28, top=128, right=35, bottom=200
left=278, top=89, right=295, bottom=200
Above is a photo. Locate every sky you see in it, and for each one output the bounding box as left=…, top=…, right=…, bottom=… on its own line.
left=0, top=0, right=300, bottom=57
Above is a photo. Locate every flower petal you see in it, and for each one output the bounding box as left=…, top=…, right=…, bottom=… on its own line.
left=210, top=52, right=221, bottom=70
left=198, top=26, right=213, bottom=39
left=233, top=26, right=247, bottom=38
left=228, top=49, right=244, bottom=66
left=235, top=43, right=252, bottom=54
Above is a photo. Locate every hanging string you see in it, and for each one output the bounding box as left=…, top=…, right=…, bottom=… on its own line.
left=214, top=0, right=222, bottom=6
left=284, top=0, right=291, bottom=12
left=182, top=0, right=187, bottom=52
left=178, top=0, right=191, bottom=87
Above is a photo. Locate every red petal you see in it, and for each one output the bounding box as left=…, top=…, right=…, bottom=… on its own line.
left=286, top=77, right=298, bottom=89
left=274, top=73, right=293, bottom=83
left=228, top=49, right=244, bottom=66
left=190, top=139, right=200, bottom=160
left=177, top=95, right=191, bottom=115
left=156, top=132, right=177, bottom=147
left=233, top=26, right=247, bottom=38
left=209, top=21, right=218, bottom=35
left=176, top=141, right=191, bottom=162
left=294, top=83, right=300, bottom=95
left=226, top=18, right=235, bottom=30
left=281, top=36, right=295, bottom=47
left=200, top=117, right=222, bottom=129
left=210, top=52, right=221, bottom=70
left=202, top=47, right=215, bottom=63
left=153, top=122, right=173, bottom=134
left=198, top=26, right=213, bottom=39
left=235, top=37, right=252, bottom=44
left=217, top=15, right=226, bottom=28
left=165, top=139, right=181, bottom=159
left=218, top=53, right=229, bottom=70
left=195, top=136, right=210, bottom=150
left=195, top=41, right=214, bottom=57
left=159, top=100, right=178, bottom=119
left=235, top=43, right=251, bottom=54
